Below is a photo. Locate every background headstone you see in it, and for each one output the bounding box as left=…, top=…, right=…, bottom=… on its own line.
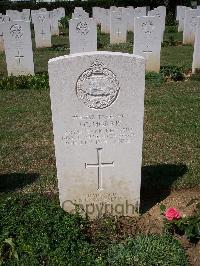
left=192, top=16, right=200, bottom=73
left=110, top=7, right=127, bottom=44
left=101, top=9, right=110, bottom=34
left=0, top=15, right=10, bottom=52
left=134, top=16, right=161, bottom=72
left=3, top=21, right=34, bottom=76
left=33, top=12, right=51, bottom=48
left=69, top=18, right=97, bottom=54
left=183, top=9, right=200, bottom=45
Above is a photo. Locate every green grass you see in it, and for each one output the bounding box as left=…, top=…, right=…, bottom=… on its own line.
left=0, top=24, right=197, bottom=266
left=0, top=26, right=199, bottom=195
left=0, top=194, right=188, bottom=265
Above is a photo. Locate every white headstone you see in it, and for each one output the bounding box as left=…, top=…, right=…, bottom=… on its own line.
left=3, top=21, right=34, bottom=76
left=134, top=16, right=161, bottom=72
left=125, top=6, right=135, bottom=32
left=0, top=15, right=10, bottom=52
left=101, top=9, right=110, bottom=34
left=110, top=8, right=127, bottom=44
left=33, top=12, right=51, bottom=48
left=134, top=7, right=147, bottom=18
left=6, top=10, right=22, bottom=21
left=31, top=8, right=47, bottom=18
left=49, top=9, right=60, bottom=36
left=92, top=7, right=101, bottom=24
left=192, top=16, right=200, bottom=73
left=69, top=18, right=97, bottom=54
left=22, top=9, right=30, bottom=21
left=177, top=6, right=191, bottom=32
left=72, top=8, right=89, bottom=20
left=148, top=7, right=165, bottom=42
left=48, top=51, right=145, bottom=218
left=183, top=9, right=200, bottom=45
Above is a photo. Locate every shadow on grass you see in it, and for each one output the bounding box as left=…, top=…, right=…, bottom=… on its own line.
left=0, top=173, right=39, bottom=192
left=140, top=164, right=188, bottom=214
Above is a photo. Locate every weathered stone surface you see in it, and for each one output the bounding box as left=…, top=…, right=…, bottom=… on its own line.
left=48, top=51, right=145, bottom=218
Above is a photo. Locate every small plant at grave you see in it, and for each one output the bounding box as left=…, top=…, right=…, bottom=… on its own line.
left=59, top=16, right=69, bottom=29
left=168, top=35, right=176, bottom=46
left=0, top=238, right=18, bottom=264
left=0, top=73, right=49, bottom=90
left=145, top=71, right=164, bottom=86
left=160, top=65, right=185, bottom=82
left=107, top=234, right=188, bottom=265
left=0, top=194, right=97, bottom=265
left=167, top=25, right=177, bottom=33
left=160, top=203, right=200, bottom=243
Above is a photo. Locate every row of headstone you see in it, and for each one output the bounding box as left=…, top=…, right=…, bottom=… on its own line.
left=6, top=9, right=30, bottom=21
left=0, top=8, right=65, bottom=76
left=70, top=5, right=164, bottom=73
left=93, top=6, right=147, bottom=35
left=176, top=5, right=200, bottom=45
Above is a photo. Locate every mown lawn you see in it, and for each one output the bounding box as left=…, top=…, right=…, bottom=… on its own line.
left=0, top=23, right=199, bottom=266
left=0, top=26, right=199, bottom=194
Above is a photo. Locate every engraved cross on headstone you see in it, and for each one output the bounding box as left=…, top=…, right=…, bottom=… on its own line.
left=15, top=50, right=24, bottom=65
left=116, top=28, right=121, bottom=37
left=85, top=148, right=114, bottom=191
left=40, top=29, right=46, bottom=40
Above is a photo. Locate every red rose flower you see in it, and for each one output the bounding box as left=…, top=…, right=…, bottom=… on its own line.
left=164, top=207, right=181, bottom=221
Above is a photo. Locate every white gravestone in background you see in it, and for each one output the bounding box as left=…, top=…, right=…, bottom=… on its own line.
left=125, top=6, right=135, bottom=32
left=0, top=15, right=10, bottom=52
left=183, top=9, right=200, bottom=45
left=110, top=8, right=127, bottom=44
left=57, top=7, right=65, bottom=20
left=148, top=8, right=165, bottom=42
left=134, top=16, right=161, bottom=72
left=33, top=13, right=51, bottom=48
left=92, top=7, right=101, bottom=25
left=101, top=9, right=110, bottom=34
left=72, top=8, right=89, bottom=20
left=22, top=9, right=30, bottom=21
left=69, top=18, right=97, bottom=54
left=134, top=7, right=146, bottom=18
left=48, top=51, right=145, bottom=218
left=192, top=17, right=200, bottom=73
left=177, top=6, right=191, bottom=32
left=6, top=10, right=22, bottom=21
left=3, top=21, right=34, bottom=76
left=31, top=8, right=47, bottom=21
left=49, top=10, right=60, bottom=36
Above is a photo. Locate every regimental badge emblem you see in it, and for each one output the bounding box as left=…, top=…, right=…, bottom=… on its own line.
left=76, top=22, right=89, bottom=35
left=10, top=24, right=23, bottom=39
left=38, top=15, right=46, bottom=23
left=76, top=60, right=120, bottom=109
